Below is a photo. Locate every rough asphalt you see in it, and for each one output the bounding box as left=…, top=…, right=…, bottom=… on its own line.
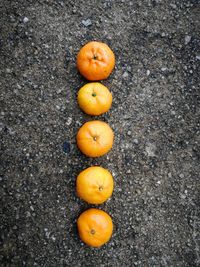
left=0, top=0, right=200, bottom=266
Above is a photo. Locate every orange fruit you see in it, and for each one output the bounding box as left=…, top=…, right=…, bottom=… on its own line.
left=77, top=208, right=113, bottom=247
left=77, top=82, right=112, bottom=116
left=76, top=41, right=115, bottom=81
left=76, top=166, right=114, bottom=204
left=76, top=120, right=114, bottom=157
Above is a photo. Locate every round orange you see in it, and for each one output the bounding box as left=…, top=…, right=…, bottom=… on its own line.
left=77, top=208, right=113, bottom=247
left=76, top=120, right=114, bottom=157
left=76, top=166, right=114, bottom=204
left=77, top=82, right=112, bottom=116
left=76, top=41, right=115, bottom=81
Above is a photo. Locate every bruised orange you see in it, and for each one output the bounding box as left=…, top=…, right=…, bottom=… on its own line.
left=77, top=208, right=113, bottom=247
left=76, top=120, right=114, bottom=157
left=77, top=82, right=112, bottom=116
left=76, top=166, right=114, bottom=204
left=76, top=41, right=115, bottom=81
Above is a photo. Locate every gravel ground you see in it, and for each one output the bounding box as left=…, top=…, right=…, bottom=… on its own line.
left=1, top=0, right=200, bottom=266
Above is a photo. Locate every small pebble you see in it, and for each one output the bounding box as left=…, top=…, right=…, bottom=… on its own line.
left=66, top=117, right=72, bottom=126
left=6, top=68, right=12, bottom=73
left=122, top=72, right=129, bottom=78
left=185, top=35, right=191, bottom=45
left=82, top=19, right=92, bottom=27
left=161, top=67, right=167, bottom=72
left=30, top=206, right=34, bottom=211
left=63, top=141, right=71, bottom=154
left=135, top=188, right=141, bottom=195
left=51, top=236, right=56, bottom=241
left=23, top=17, right=29, bottom=23
left=170, top=3, right=177, bottom=9
left=180, top=193, right=186, bottom=199
left=145, top=142, right=156, bottom=157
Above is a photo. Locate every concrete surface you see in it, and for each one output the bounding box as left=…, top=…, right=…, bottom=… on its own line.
left=0, top=0, right=200, bottom=266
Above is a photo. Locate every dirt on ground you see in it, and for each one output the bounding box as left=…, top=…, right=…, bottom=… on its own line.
left=0, top=0, right=200, bottom=266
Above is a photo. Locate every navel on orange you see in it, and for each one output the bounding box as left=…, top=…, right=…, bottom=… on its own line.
left=76, top=41, right=115, bottom=81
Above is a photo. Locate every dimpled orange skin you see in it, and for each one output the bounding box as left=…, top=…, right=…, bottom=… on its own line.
left=76, top=41, right=115, bottom=81
left=76, top=120, right=114, bottom=157
left=77, top=208, right=113, bottom=247
left=76, top=166, right=114, bottom=204
left=77, top=82, right=112, bottom=116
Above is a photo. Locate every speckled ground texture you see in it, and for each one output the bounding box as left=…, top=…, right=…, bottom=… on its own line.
left=1, top=0, right=200, bottom=266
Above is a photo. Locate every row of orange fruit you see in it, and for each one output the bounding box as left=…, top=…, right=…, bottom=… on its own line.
left=73, top=41, right=116, bottom=247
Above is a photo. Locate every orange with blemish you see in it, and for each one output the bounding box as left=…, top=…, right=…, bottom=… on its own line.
left=76, top=41, right=115, bottom=81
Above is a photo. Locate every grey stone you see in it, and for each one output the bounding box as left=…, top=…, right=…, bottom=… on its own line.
left=122, top=71, right=129, bottom=78
left=185, top=35, right=191, bottom=45
left=23, top=16, right=29, bottom=23
left=145, top=142, right=156, bottom=157
left=81, top=19, right=92, bottom=27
